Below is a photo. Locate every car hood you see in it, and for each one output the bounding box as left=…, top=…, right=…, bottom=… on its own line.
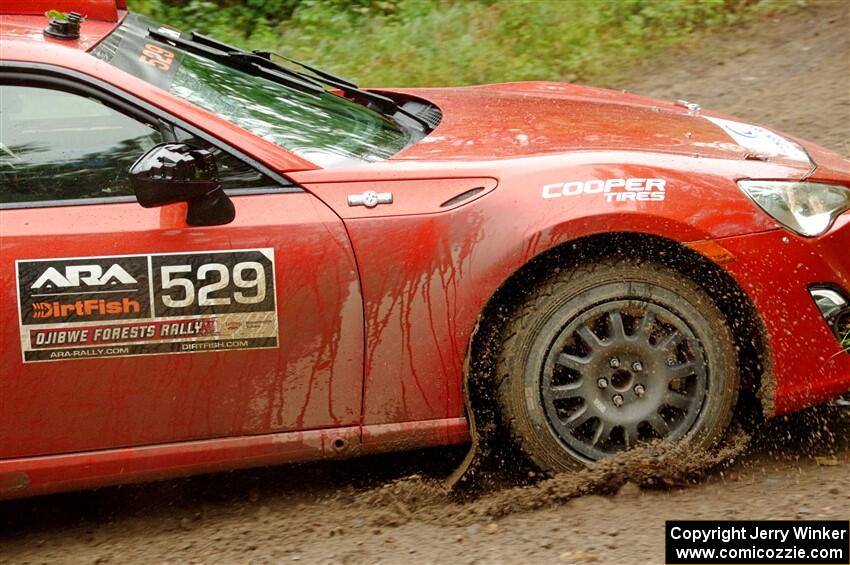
left=387, top=81, right=812, bottom=167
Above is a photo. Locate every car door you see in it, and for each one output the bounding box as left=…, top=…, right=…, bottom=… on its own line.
left=0, top=79, right=364, bottom=458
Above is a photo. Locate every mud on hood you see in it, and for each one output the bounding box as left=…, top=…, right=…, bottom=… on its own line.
left=389, top=81, right=813, bottom=168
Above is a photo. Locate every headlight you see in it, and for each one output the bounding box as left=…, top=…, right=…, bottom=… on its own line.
left=737, top=180, right=850, bottom=237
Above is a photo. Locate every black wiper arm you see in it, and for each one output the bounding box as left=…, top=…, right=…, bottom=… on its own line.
left=260, top=50, right=434, bottom=132
left=150, top=28, right=432, bottom=132
left=147, top=28, right=325, bottom=97
left=191, top=33, right=358, bottom=90
left=257, top=50, right=357, bottom=89
left=190, top=33, right=398, bottom=114
left=262, top=51, right=398, bottom=113
left=189, top=33, right=433, bottom=131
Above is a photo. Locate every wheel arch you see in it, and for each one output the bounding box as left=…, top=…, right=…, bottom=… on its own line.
left=458, top=230, right=773, bottom=479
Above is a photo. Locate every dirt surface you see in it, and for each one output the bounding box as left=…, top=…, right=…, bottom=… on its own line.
left=615, top=0, right=850, bottom=156
left=2, top=2, right=849, bottom=564
left=1, top=410, right=847, bottom=564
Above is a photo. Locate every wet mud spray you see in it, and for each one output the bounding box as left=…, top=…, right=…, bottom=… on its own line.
left=351, top=433, right=750, bottom=527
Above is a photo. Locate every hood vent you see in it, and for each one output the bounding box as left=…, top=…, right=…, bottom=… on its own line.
left=400, top=99, right=442, bottom=130
left=417, top=106, right=442, bottom=130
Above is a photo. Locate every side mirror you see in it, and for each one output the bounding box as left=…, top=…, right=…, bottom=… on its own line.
left=129, top=143, right=235, bottom=226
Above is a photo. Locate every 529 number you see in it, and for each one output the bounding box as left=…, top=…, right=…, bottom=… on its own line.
left=161, top=262, right=266, bottom=308
left=139, top=43, right=175, bottom=71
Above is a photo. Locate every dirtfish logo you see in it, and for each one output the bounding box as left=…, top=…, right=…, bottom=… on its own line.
left=31, top=298, right=141, bottom=319
left=542, top=178, right=666, bottom=202
left=30, top=264, right=137, bottom=289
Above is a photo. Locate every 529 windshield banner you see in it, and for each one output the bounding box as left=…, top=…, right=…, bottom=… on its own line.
left=15, top=249, right=278, bottom=363
left=666, top=520, right=849, bottom=565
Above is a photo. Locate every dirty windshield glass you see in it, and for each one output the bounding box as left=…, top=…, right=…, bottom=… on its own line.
left=92, top=14, right=410, bottom=168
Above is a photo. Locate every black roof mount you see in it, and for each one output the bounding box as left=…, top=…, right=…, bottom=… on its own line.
left=44, top=12, right=83, bottom=40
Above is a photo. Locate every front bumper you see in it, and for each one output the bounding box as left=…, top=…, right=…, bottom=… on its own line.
left=716, top=213, right=850, bottom=416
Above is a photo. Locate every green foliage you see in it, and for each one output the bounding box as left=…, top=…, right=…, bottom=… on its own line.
left=45, top=9, right=69, bottom=20
left=128, top=0, right=794, bottom=87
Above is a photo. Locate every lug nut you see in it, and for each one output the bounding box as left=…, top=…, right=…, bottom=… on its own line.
left=597, top=378, right=609, bottom=389
left=609, top=357, right=620, bottom=369
left=632, top=361, right=643, bottom=372
left=634, top=384, right=646, bottom=397
left=612, top=394, right=624, bottom=407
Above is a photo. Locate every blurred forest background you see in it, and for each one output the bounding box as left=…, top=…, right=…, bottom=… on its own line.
left=127, top=0, right=797, bottom=87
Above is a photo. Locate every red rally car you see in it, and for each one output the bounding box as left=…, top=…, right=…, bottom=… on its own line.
left=1, top=0, right=848, bottom=499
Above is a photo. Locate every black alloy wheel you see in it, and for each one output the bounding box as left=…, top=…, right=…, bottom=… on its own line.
left=495, top=258, right=739, bottom=472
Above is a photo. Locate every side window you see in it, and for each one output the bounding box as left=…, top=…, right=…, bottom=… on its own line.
left=173, top=127, right=279, bottom=192
left=0, top=85, right=162, bottom=204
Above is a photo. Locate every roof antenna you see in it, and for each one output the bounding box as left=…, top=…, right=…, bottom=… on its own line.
left=44, top=11, right=83, bottom=40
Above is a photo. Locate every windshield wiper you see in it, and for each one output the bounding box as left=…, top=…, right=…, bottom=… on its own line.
left=188, top=33, right=401, bottom=114
left=194, top=34, right=434, bottom=132
left=191, top=33, right=359, bottom=90
left=147, top=28, right=432, bottom=132
left=148, top=28, right=326, bottom=97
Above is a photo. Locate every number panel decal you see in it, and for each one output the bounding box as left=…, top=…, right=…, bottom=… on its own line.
left=151, top=251, right=276, bottom=317
left=15, top=249, right=278, bottom=363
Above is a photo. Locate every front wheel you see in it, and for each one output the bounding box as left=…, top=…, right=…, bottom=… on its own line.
left=495, top=258, right=739, bottom=472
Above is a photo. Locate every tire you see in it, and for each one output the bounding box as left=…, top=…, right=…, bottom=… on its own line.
left=495, top=257, right=739, bottom=473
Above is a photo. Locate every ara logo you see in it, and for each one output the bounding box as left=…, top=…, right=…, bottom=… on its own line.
left=30, top=264, right=138, bottom=289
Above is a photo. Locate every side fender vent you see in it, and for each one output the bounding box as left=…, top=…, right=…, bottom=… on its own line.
left=440, top=187, right=485, bottom=208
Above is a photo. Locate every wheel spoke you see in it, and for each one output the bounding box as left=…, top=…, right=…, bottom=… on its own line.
left=548, top=381, right=583, bottom=400
left=637, top=311, right=656, bottom=339
left=623, top=424, right=639, bottom=448
left=649, top=413, right=671, bottom=436
left=663, top=390, right=692, bottom=410
left=666, top=361, right=697, bottom=381
left=656, top=329, right=682, bottom=352
left=564, top=404, right=592, bottom=428
left=607, top=311, right=626, bottom=340
left=556, top=353, right=590, bottom=372
left=590, top=420, right=612, bottom=446
left=576, top=324, right=605, bottom=350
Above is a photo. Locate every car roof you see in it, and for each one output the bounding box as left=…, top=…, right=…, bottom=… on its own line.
left=0, top=16, right=122, bottom=51
left=0, top=1, right=125, bottom=51
left=2, top=0, right=124, bottom=22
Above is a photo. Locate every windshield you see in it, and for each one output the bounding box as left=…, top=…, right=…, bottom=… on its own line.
left=92, top=14, right=411, bottom=168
